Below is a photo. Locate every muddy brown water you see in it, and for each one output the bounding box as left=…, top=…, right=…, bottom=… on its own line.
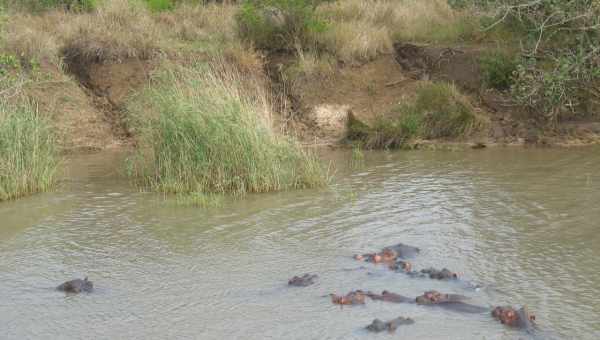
left=1, top=147, right=600, bottom=339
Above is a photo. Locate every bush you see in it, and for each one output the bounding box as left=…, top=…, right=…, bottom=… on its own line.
left=144, top=0, right=173, bottom=12
left=127, top=59, right=328, bottom=196
left=347, top=82, right=487, bottom=149
left=0, top=100, right=59, bottom=201
left=236, top=0, right=327, bottom=51
left=480, top=51, right=517, bottom=90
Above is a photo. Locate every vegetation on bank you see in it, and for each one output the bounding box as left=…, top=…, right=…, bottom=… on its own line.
left=0, top=100, right=59, bottom=201
left=0, top=0, right=598, bottom=200
left=126, top=60, right=327, bottom=196
left=348, top=83, right=488, bottom=149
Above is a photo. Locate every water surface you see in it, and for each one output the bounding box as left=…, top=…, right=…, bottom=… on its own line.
left=1, top=147, right=599, bottom=339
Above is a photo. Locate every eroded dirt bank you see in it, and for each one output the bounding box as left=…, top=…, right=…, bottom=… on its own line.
left=266, top=43, right=600, bottom=148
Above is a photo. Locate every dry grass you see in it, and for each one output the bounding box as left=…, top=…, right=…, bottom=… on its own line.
left=316, top=0, right=478, bottom=63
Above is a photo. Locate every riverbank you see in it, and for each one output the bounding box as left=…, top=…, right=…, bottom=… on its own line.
left=1, top=0, right=598, bottom=200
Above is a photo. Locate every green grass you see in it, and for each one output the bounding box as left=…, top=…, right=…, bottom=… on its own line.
left=347, top=82, right=487, bottom=149
left=0, top=100, right=59, bottom=201
left=127, top=60, right=328, bottom=196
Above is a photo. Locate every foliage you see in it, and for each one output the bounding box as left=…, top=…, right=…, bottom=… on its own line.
left=127, top=60, right=328, bottom=196
left=0, top=100, right=59, bottom=201
left=348, top=83, right=487, bottom=149
left=480, top=51, right=518, bottom=90
left=236, top=0, right=327, bottom=51
left=1, top=0, right=97, bottom=12
left=461, top=0, right=600, bottom=122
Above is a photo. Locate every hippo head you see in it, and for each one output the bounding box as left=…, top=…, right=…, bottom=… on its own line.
left=380, top=249, right=398, bottom=262
left=353, top=254, right=365, bottom=261
left=416, top=290, right=443, bottom=304
left=492, top=306, right=520, bottom=326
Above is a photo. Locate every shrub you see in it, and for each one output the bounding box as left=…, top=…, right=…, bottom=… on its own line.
left=144, top=0, right=173, bottom=12
left=0, top=100, right=59, bottom=201
left=347, top=82, right=488, bottom=149
left=480, top=51, right=517, bottom=90
left=127, top=59, right=328, bottom=196
left=415, top=82, right=484, bottom=138
left=236, top=0, right=327, bottom=51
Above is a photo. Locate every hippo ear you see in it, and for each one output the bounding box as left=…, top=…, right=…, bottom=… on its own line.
left=84, top=277, right=88, bottom=281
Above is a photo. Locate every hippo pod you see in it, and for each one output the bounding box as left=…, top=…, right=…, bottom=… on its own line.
left=330, top=290, right=366, bottom=305
left=288, top=273, right=318, bottom=287
left=492, top=306, right=536, bottom=329
left=416, top=290, right=489, bottom=314
left=57, top=277, right=93, bottom=293
left=366, top=316, right=414, bottom=333
left=366, top=290, right=414, bottom=304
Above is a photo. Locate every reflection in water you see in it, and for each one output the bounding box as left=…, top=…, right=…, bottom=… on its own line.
left=1, top=148, right=599, bottom=339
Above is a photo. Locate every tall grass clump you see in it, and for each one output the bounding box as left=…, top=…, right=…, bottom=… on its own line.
left=415, top=82, right=485, bottom=138
left=127, top=59, right=327, bottom=196
left=0, top=100, right=59, bottom=201
left=236, top=0, right=327, bottom=51
left=315, top=0, right=478, bottom=63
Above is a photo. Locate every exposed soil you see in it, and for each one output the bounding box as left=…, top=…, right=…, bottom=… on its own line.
left=62, top=51, right=153, bottom=144
left=269, top=43, right=600, bottom=147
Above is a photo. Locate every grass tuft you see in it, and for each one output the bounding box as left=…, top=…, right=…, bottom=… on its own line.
left=127, top=59, right=328, bottom=196
left=0, top=100, right=59, bottom=201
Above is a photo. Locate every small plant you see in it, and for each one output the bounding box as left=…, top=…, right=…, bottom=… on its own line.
left=480, top=51, right=517, bottom=90
left=237, top=0, right=327, bottom=51
left=349, top=145, right=364, bottom=168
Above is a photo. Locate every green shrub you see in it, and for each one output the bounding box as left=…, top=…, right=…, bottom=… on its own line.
left=144, top=0, right=173, bottom=12
left=415, top=82, right=483, bottom=138
left=480, top=51, right=517, bottom=90
left=236, top=0, right=327, bottom=51
left=347, top=82, right=487, bottom=149
left=127, top=60, right=328, bottom=196
left=0, top=100, right=59, bottom=201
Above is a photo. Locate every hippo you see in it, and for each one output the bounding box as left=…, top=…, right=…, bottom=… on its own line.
left=366, top=316, right=414, bottom=333
left=366, top=290, right=414, bottom=304
left=353, top=243, right=419, bottom=264
left=492, top=306, right=536, bottom=329
left=57, top=277, right=93, bottom=293
left=389, top=259, right=413, bottom=272
left=414, top=267, right=458, bottom=280
left=416, top=290, right=489, bottom=314
left=288, top=274, right=318, bottom=287
left=383, top=243, right=420, bottom=259
left=330, top=290, right=366, bottom=305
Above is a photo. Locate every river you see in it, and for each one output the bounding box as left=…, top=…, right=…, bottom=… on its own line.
left=1, top=147, right=599, bottom=339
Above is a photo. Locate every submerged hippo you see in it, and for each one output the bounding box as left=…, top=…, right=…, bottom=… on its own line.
left=330, top=290, right=366, bottom=305
left=354, top=243, right=420, bottom=264
left=288, top=274, right=318, bottom=287
left=492, top=306, right=536, bottom=329
left=384, top=243, right=420, bottom=258
left=57, top=277, right=93, bottom=293
left=388, top=259, right=413, bottom=272
left=416, top=290, right=488, bottom=314
left=366, top=316, right=414, bottom=333
left=410, top=267, right=458, bottom=280
left=366, top=290, right=414, bottom=304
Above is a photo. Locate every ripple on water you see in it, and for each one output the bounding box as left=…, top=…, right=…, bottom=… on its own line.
left=1, top=148, right=600, bottom=339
